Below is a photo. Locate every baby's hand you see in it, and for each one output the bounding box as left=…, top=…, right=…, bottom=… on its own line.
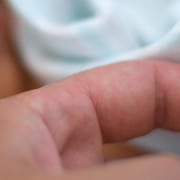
left=0, top=60, right=179, bottom=179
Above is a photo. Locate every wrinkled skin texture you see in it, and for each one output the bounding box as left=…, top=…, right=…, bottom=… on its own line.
left=0, top=1, right=180, bottom=180
left=0, top=60, right=180, bottom=179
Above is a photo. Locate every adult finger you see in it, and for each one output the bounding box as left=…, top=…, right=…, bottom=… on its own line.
left=31, top=60, right=180, bottom=143
left=1, top=60, right=180, bottom=171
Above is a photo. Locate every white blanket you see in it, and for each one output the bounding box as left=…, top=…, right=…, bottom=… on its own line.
left=8, top=0, right=180, bottom=81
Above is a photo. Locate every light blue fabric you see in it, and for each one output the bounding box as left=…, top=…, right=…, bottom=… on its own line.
left=8, top=0, right=180, bottom=81
left=9, top=0, right=179, bottom=63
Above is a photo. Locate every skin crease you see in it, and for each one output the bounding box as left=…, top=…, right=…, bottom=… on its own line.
left=0, top=60, right=180, bottom=179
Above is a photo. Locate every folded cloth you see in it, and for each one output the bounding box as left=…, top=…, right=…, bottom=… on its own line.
left=8, top=0, right=180, bottom=153
left=8, top=0, right=180, bottom=82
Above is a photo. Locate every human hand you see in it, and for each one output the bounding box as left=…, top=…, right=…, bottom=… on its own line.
left=0, top=60, right=180, bottom=179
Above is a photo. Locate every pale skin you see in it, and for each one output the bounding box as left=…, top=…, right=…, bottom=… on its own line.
left=0, top=60, right=180, bottom=179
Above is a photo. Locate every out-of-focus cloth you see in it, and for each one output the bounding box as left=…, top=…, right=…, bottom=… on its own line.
left=8, top=0, right=180, bottom=82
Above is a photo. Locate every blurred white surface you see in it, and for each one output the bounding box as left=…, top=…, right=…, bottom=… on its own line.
left=131, top=129, right=180, bottom=154
left=8, top=0, right=180, bottom=82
